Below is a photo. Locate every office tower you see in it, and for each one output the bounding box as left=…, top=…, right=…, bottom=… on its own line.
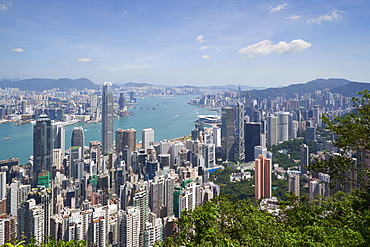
left=119, top=206, right=140, bottom=247
left=313, top=105, right=320, bottom=127
left=254, top=155, right=272, bottom=199
left=71, top=126, right=84, bottom=148
left=235, top=102, right=245, bottom=161
left=33, top=113, right=53, bottom=187
left=118, top=92, right=126, bottom=110
left=90, top=94, right=98, bottom=116
left=254, top=146, right=267, bottom=160
left=306, top=127, right=316, bottom=142
left=276, top=112, right=289, bottom=143
left=244, top=122, right=261, bottom=162
left=116, top=128, right=136, bottom=154
left=53, top=124, right=65, bottom=154
left=288, top=173, right=300, bottom=196
left=142, top=128, right=154, bottom=151
left=212, top=127, right=221, bottom=147
left=221, top=107, right=235, bottom=161
left=170, top=141, right=184, bottom=167
left=300, top=144, right=309, bottom=175
left=288, top=114, right=298, bottom=140
left=149, top=177, right=165, bottom=218
left=21, top=100, right=27, bottom=114
left=69, top=146, right=83, bottom=179
left=102, top=82, right=114, bottom=154
left=203, top=143, right=216, bottom=168
left=0, top=172, right=5, bottom=200
left=267, top=114, right=277, bottom=147
left=146, top=146, right=159, bottom=180
left=159, top=140, right=171, bottom=154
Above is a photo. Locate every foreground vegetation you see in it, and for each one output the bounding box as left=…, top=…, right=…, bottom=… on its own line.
left=164, top=190, right=370, bottom=246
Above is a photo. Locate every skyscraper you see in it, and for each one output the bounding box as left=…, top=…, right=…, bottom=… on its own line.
left=235, top=101, right=245, bottom=161
left=276, top=112, right=289, bottom=143
left=33, top=113, right=53, bottom=187
left=118, top=92, right=126, bottom=110
left=288, top=173, right=300, bottom=196
left=221, top=107, right=235, bottom=161
left=244, top=122, right=261, bottom=162
left=254, top=155, right=271, bottom=199
left=116, top=128, right=136, bottom=154
left=71, top=126, right=84, bottom=148
left=267, top=114, right=277, bottom=147
left=300, top=144, right=309, bottom=175
left=142, top=128, right=154, bottom=151
left=102, top=82, right=114, bottom=154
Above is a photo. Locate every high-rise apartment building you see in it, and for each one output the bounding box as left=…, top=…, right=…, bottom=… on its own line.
left=142, top=128, right=154, bottom=151
left=71, top=126, right=84, bottom=148
left=254, top=155, right=272, bottom=199
left=33, top=113, right=53, bottom=187
left=102, top=82, right=114, bottom=154
left=119, top=206, right=140, bottom=247
left=288, top=173, right=300, bottom=196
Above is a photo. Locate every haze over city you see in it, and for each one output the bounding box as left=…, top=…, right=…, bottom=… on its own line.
left=1, top=0, right=370, bottom=87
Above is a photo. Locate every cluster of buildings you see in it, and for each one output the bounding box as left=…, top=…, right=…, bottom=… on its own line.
left=191, top=88, right=356, bottom=200
left=0, top=82, right=358, bottom=246
left=0, top=82, right=223, bottom=246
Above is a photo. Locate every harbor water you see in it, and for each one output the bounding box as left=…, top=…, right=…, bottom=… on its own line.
left=0, top=95, right=215, bottom=165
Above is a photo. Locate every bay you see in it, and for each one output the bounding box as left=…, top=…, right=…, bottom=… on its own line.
left=0, top=95, right=215, bottom=165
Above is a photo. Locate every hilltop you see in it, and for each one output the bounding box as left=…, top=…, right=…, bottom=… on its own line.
left=243, top=78, right=370, bottom=98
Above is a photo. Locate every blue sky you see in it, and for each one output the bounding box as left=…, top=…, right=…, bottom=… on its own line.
left=1, top=0, right=370, bottom=87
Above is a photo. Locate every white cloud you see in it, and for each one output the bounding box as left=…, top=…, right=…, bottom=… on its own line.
left=0, top=3, right=8, bottom=11
left=76, top=58, right=92, bottom=63
left=270, top=3, right=287, bottom=13
left=307, top=9, right=346, bottom=24
left=238, top=39, right=311, bottom=57
left=103, top=65, right=149, bottom=71
left=198, top=46, right=209, bottom=50
left=287, top=14, right=302, bottom=20
left=122, top=10, right=128, bottom=16
left=201, top=55, right=211, bottom=59
left=195, top=35, right=207, bottom=43
left=10, top=48, right=25, bottom=53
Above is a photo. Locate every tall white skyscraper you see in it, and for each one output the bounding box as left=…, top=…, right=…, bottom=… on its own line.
left=276, top=112, right=289, bottom=143
left=142, top=128, right=154, bottom=151
left=102, top=82, right=114, bottom=154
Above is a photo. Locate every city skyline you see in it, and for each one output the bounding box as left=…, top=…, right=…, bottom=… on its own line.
left=1, top=0, right=370, bottom=87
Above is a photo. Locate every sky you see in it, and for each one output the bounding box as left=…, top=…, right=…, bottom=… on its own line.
left=1, top=0, right=370, bottom=88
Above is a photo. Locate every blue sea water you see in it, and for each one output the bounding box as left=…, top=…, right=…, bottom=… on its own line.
left=0, top=95, right=215, bottom=165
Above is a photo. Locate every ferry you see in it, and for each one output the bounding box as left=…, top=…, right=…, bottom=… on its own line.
left=4, top=137, right=10, bottom=140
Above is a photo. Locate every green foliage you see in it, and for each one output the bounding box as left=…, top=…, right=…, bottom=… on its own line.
left=268, top=139, right=317, bottom=169
left=165, top=192, right=368, bottom=246
left=310, top=90, right=370, bottom=188
left=209, top=166, right=256, bottom=202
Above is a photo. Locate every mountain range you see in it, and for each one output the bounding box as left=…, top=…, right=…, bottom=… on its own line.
left=0, top=77, right=368, bottom=97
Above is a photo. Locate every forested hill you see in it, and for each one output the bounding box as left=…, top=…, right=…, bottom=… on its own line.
left=0, top=78, right=100, bottom=91
left=243, top=78, right=370, bottom=98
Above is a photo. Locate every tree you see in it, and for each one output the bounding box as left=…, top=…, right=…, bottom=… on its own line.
left=309, top=90, right=370, bottom=189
